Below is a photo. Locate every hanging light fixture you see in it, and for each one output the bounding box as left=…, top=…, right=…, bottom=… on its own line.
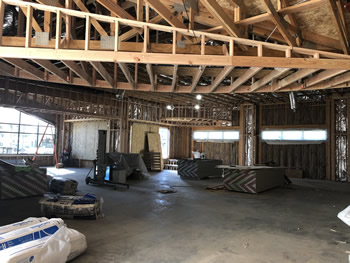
left=167, top=105, right=174, bottom=110
left=194, top=104, right=200, bottom=110
left=196, top=94, right=202, bottom=100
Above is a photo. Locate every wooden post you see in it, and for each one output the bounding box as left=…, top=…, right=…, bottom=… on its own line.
left=0, top=0, right=4, bottom=46
left=143, top=25, right=149, bottom=53
left=229, top=39, right=234, bottom=56
left=238, top=104, right=245, bottom=165
left=325, top=99, right=331, bottom=180
left=55, top=10, right=62, bottom=49
left=330, top=99, right=336, bottom=181
left=25, top=6, right=33, bottom=48
left=85, top=16, right=90, bottom=50
left=65, top=0, right=72, bottom=43
left=17, top=8, right=25, bottom=37
left=201, top=35, right=205, bottom=55
left=114, top=21, right=119, bottom=51
left=172, top=31, right=176, bottom=54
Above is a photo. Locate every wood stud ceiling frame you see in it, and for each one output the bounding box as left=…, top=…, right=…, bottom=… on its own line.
left=0, top=0, right=348, bottom=96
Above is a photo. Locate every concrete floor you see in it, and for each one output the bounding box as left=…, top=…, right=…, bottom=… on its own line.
left=1, top=168, right=350, bottom=262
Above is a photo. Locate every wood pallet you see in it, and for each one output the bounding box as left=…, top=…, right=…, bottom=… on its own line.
left=143, top=152, right=162, bottom=171
left=164, top=159, right=178, bottom=170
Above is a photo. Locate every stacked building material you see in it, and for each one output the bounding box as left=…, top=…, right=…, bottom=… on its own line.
left=178, top=159, right=222, bottom=180
left=219, top=166, right=285, bottom=194
left=39, top=193, right=103, bottom=219
left=0, top=159, right=47, bottom=199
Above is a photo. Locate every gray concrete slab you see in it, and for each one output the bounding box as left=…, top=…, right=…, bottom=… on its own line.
left=1, top=168, right=350, bottom=262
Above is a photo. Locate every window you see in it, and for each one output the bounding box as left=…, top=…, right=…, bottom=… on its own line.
left=193, top=130, right=239, bottom=142
left=261, top=129, right=327, bottom=144
left=159, top=128, right=170, bottom=159
left=0, top=107, right=55, bottom=155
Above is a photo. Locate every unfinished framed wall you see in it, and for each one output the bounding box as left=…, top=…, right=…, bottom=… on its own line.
left=259, top=102, right=327, bottom=179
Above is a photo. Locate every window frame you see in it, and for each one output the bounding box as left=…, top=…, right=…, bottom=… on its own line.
left=193, top=130, right=240, bottom=142
left=261, top=129, right=327, bottom=144
left=0, top=107, right=55, bottom=155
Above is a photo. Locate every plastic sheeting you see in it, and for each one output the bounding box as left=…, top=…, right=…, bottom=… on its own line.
left=107, top=152, right=148, bottom=176
left=0, top=217, right=48, bottom=235
left=0, top=219, right=64, bottom=251
left=49, top=177, right=78, bottom=195
left=0, top=219, right=87, bottom=263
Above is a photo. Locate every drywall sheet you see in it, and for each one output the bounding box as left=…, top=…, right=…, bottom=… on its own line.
left=71, top=121, right=108, bottom=160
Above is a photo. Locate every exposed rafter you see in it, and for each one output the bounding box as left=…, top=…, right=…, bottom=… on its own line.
left=3, top=58, right=44, bottom=80
left=260, top=0, right=297, bottom=46
left=251, top=68, right=290, bottom=92
left=33, top=59, right=68, bottom=82
left=327, top=0, right=348, bottom=54
left=209, top=66, right=234, bottom=93
left=191, top=66, right=206, bottom=92
left=90, top=61, right=114, bottom=88
left=118, top=63, right=135, bottom=89
left=62, top=60, right=92, bottom=86
left=274, top=68, right=319, bottom=91
left=230, top=67, right=262, bottom=92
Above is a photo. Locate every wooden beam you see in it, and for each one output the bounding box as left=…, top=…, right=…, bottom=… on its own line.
left=44, top=11, right=51, bottom=34
left=237, top=0, right=326, bottom=26
left=280, top=0, right=301, bottom=46
left=120, top=15, right=162, bottom=41
left=283, top=71, right=350, bottom=92
left=25, top=6, right=33, bottom=48
left=96, top=0, right=135, bottom=20
left=273, top=68, right=319, bottom=91
left=146, top=0, right=186, bottom=29
left=55, top=10, right=62, bottom=49
left=33, top=59, right=68, bottom=82
left=146, top=63, right=155, bottom=91
left=209, top=66, right=234, bottom=92
left=62, top=60, right=92, bottom=85
left=3, top=47, right=350, bottom=69
left=306, top=69, right=348, bottom=87
left=90, top=61, right=114, bottom=88
left=229, top=67, right=262, bottom=92
left=118, top=62, right=135, bottom=89
left=201, top=0, right=247, bottom=50
left=3, top=58, right=44, bottom=80
left=191, top=66, right=206, bottom=92
left=72, top=0, right=108, bottom=36
left=327, top=0, right=348, bottom=54
left=20, top=7, right=42, bottom=33
left=251, top=68, right=290, bottom=92
left=260, top=0, right=296, bottom=46
left=171, top=64, right=178, bottom=92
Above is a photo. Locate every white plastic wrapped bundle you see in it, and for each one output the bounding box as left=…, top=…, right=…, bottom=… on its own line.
left=0, top=217, right=48, bottom=235
left=0, top=226, right=87, bottom=263
left=0, top=218, right=87, bottom=263
left=0, top=226, right=71, bottom=263
left=0, top=218, right=64, bottom=251
left=66, top=228, right=87, bottom=261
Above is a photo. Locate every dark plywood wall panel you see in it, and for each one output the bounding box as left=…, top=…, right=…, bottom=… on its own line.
left=193, top=141, right=238, bottom=165
left=261, top=143, right=326, bottom=179
left=170, top=127, right=192, bottom=159
left=262, top=103, right=326, bottom=126
left=260, top=102, right=327, bottom=179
